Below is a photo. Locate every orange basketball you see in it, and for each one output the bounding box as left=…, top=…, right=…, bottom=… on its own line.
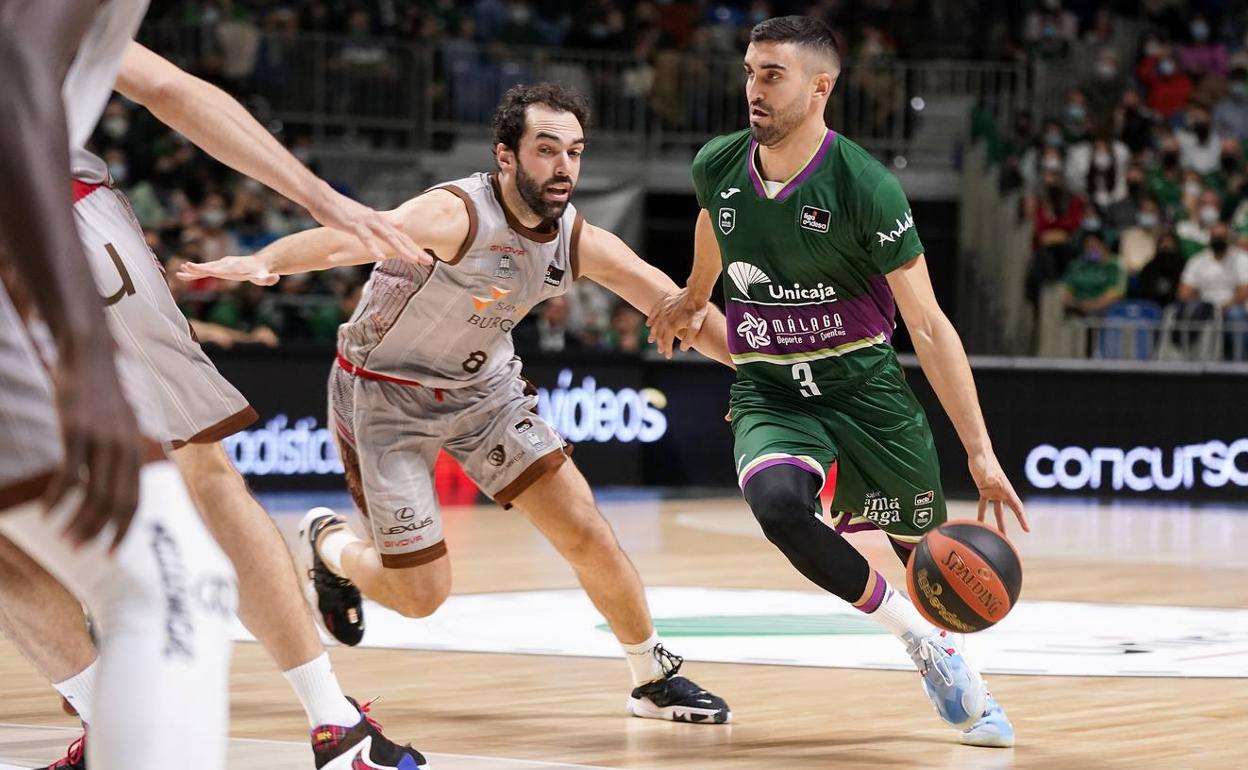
left=905, top=521, right=1022, bottom=633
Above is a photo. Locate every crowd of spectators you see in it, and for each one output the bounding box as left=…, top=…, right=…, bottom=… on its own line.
left=983, top=1, right=1248, bottom=359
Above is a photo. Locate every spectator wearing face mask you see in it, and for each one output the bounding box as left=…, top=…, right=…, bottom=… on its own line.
left=1027, top=168, right=1087, bottom=295
left=1176, top=221, right=1248, bottom=337
left=1177, top=188, right=1222, bottom=257
left=1137, top=43, right=1194, bottom=119
left=1213, top=69, right=1248, bottom=141
left=1066, top=136, right=1130, bottom=209
left=1133, top=230, right=1187, bottom=306
left=1114, top=89, right=1158, bottom=154
left=1118, top=196, right=1166, bottom=275
left=1176, top=103, right=1223, bottom=174
left=1019, top=119, right=1066, bottom=193
left=1023, top=0, right=1078, bottom=60
left=1106, top=164, right=1151, bottom=230
left=1147, top=134, right=1186, bottom=215
left=195, top=191, right=240, bottom=262
left=1081, top=50, right=1128, bottom=130
left=1177, top=15, right=1230, bottom=79
left=1061, top=230, right=1125, bottom=317
left=1062, top=89, right=1092, bottom=145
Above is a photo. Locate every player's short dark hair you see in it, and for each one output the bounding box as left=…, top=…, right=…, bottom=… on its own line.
left=491, top=83, right=590, bottom=153
left=750, top=15, right=841, bottom=72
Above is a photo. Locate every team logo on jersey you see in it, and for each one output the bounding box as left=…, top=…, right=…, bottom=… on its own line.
left=487, top=444, right=507, bottom=467
left=720, top=187, right=742, bottom=199
left=736, top=311, right=771, bottom=349
left=544, top=263, right=565, bottom=286
left=727, top=262, right=771, bottom=296
left=471, top=286, right=511, bottom=312
left=876, top=209, right=915, bottom=246
left=800, top=206, right=831, bottom=233
left=719, top=208, right=736, bottom=235
left=494, top=254, right=514, bottom=279
left=914, top=490, right=935, bottom=506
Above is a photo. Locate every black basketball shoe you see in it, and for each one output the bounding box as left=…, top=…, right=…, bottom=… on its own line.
left=38, top=732, right=85, bottom=770
left=311, top=697, right=429, bottom=770
left=625, top=645, right=731, bottom=724
left=299, top=507, right=366, bottom=646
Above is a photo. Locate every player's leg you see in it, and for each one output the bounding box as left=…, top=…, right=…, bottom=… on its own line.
left=0, top=536, right=98, bottom=718
left=1, top=462, right=237, bottom=770
left=830, top=360, right=1010, bottom=745
left=451, top=368, right=729, bottom=724
left=310, top=368, right=452, bottom=624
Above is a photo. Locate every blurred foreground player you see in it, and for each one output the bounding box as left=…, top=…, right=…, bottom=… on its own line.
left=648, top=16, right=1030, bottom=747
left=0, top=1, right=235, bottom=767
left=0, top=38, right=429, bottom=770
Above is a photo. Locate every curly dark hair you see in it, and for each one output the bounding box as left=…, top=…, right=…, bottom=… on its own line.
left=491, top=83, right=591, bottom=153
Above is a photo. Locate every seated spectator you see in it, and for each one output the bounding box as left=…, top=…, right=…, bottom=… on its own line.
left=1105, top=165, right=1150, bottom=230
left=602, top=302, right=651, bottom=354
left=1118, top=196, right=1166, bottom=274
left=1133, top=230, right=1187, bottom=306
left=1019, top=123, right=1065, bottom=194
left=1061, top=230, right=1125, bottom=316
left=513, top=295, right=584, bottom=354
left=1061, top=88, right=1092, bottom=145
left=1214, top=68, right=1248, bottom=140
left=1148, top=134, right=1185, bottom=215
left=1067, top=135, right=1130, bottom=209
left=1114, top=89, right=1158, bottom=154
left=1023, top=0, right=1078, bottom=60
left=1081, top=49, right=1128, bottom=133
left=1177, top=15, right=1230, bottom=80
left=1136, top=44, right=1194, bottom=119
left=1177, top=221, right=1248, bottom=321
left=1028, top=168, right=1086, bottom=289
left=1177, top=188, right=1222, bottom=257
left=1176, top=103, right=1222, bottom=174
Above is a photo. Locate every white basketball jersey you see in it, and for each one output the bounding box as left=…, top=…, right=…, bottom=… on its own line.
left=64, top=0, right=150, bottom=182
left=338, top=173, right=581, bottom=389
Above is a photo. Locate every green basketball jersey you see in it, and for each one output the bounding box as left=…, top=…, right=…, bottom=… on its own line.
left=692, top=128, right=924, bottom=396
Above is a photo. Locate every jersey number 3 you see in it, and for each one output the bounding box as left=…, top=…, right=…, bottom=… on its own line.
left=791, top=363, right=821, bottom=398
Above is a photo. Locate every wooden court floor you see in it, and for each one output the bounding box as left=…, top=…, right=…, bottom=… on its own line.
left=0, top=495, right=1245, bottom=769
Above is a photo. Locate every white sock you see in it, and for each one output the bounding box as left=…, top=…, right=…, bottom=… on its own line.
left=282, top=652, right=361, bottom=729
left=620, top=630, right=665, bottom=686
left=53, top=659, right=98, bottom=725
left=317, top=524, right=360, bottom=578
left=864, top=578, right=936, bottom=643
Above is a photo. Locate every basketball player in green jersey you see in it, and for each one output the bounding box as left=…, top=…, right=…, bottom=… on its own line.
left=648, top=16, right=1029, bottom=747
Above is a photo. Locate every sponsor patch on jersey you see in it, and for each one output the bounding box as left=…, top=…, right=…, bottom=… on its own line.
left=514, top=418, right=533, bottom=434
left=915, top=490, right=935, bottom=506
left=799, top=205, right=831, bottom=233
left=544, top=263, right=565, bottom=286
left=487, top=444, right=507, bottom=466
left=913, top=507, right=934, bottom=528
left=718, top=208, right=736, bottom=235
left=494, top=254, right=514, bottom=279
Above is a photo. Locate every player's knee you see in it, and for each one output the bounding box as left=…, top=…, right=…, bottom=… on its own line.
left=556, top=517, right=620, bottom=566
left=743, top=466, right=821, bottom=544
left=384, top=567, right=451, bottom=619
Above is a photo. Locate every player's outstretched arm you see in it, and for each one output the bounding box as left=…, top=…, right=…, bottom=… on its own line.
left=887, top=255, right=1030, bottom=535
left=115, top=42, right=426, bottom=265
left=576, top=221, right=732, bottom=368
left=647, top=208, right=724, bottom=357
left=179, top=188, right=469, bottom=285
left=0, top=0, right=142, bottom=550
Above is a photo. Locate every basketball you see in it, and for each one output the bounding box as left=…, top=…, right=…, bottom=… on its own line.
left=906, top=521, right=1022, bottom=633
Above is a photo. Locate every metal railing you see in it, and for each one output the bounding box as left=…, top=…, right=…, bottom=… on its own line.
left=139, top=24, right=1028, bottom=161
left=1058, top=315, right=1248, bottom=362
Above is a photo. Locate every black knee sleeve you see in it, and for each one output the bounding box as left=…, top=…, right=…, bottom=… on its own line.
left=743, top=464, right=872, bottom=604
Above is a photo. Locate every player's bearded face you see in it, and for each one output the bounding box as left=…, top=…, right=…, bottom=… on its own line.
left=749, top=92, right=808, bottom=146
left=515, top=156, right=574, bottom=220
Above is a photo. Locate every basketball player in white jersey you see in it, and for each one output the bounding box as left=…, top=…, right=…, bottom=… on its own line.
left=0, top=1, right=236, bottom=768
left=0, top=38, right=430, bottom=770
left=182, top=83, right=735, bottom=724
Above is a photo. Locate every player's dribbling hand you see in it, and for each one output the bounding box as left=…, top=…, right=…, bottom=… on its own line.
left=968, top=451, right=1030, bottom=535
left=647, top=288, right=708, bottom=358
left=177, top=256, right=280, bottom=286
left=46, top=344, right=142, bottom=553
left=307, top=185, right=431, bottom=267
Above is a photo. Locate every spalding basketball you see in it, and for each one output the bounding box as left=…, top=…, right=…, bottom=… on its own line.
left=905, top=521, right=1022, bottom=633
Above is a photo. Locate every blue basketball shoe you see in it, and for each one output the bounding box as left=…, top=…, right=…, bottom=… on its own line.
left=904, top=629, right=988, bottom=730
left=961, top=693, right=1016, bottom=748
